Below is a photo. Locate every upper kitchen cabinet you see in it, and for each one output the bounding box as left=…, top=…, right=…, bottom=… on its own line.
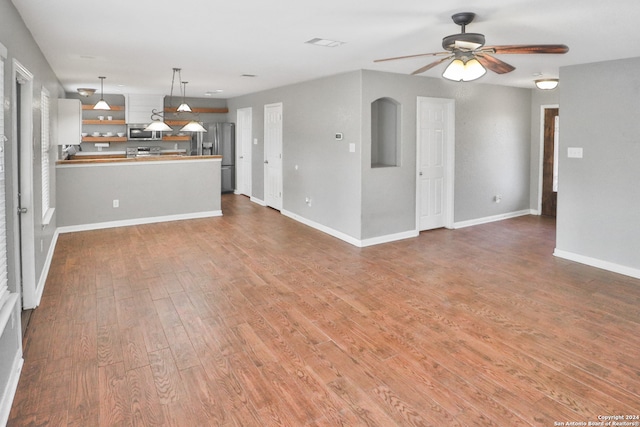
left=126, top=94, right=164, bottom=124
left=57, top=98, right=82, bottom=146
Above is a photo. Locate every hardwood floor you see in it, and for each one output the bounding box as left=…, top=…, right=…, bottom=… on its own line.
left=8, top=194, right=640, bottom=426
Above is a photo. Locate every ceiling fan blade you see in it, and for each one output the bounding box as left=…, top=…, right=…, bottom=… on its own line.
left=482, top=44, right=569, bottom=55
left=374, top=51, right=451, bottom=63
left=411, top=56, right=453, bottom=75
left=476, top=54, right=515, bottom=74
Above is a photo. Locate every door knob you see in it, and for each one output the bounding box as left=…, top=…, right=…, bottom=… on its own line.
left=264, top=160, right=269, bottom=164
left=17, top=207, right=27, bottom=214
left=419, top=171, right=423, bottom=176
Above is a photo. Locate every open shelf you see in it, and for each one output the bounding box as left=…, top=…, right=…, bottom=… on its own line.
left=83, top=119, right=126, bottom=125
left=82, top=105, right=125, bottom=111
left=163, top=107, right=228, bottom=114
left=162, top=135, right=191, bottom=141
left=82, top=137, right=128, bottom=143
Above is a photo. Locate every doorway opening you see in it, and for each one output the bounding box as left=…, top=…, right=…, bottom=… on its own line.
left=236, top=107, right=252, bottom=197
left=12, top=60, right=37, bottom=320
left=540, top=106, right=559, bottom=217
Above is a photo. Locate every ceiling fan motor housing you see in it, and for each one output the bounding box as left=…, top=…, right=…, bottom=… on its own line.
left=442, top=33, right=485, bottom=50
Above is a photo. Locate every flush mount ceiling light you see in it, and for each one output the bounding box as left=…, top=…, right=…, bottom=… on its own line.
left=442, top=56, right=486, bottom=82
left=535, top=78, right=559, bottom=90
left=93, top=76, right=111, bottom=110
left=305, top=38, right=345, bottom=47
left=77, top=88, right=96, bottom=97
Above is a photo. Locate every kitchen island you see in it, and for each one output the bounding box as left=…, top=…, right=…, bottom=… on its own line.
left=56, top=155, right=222, bottom=231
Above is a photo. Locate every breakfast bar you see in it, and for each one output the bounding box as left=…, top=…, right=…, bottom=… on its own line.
left=56, top=155, right=223, bottom=231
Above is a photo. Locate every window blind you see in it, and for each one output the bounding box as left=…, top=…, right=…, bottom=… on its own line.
left=41, top=89, right=50, bottom=219
left=0, top=42, right=9, bottom=304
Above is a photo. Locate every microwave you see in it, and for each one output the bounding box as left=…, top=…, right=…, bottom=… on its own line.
left=127, top=125, right=162, bottom=141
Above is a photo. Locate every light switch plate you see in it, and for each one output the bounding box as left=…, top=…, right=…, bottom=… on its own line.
left=349, top=143, right=356, bottom=153
left=567, top=147, right=583, bottom=158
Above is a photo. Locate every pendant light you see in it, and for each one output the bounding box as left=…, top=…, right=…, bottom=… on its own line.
left=177, top=81, right=192, bottom=112
left=180, top=120, right=207, bottom=133
left=144, top=109, right=173, bottom=132
left=93, top=76, right=111, bottom=110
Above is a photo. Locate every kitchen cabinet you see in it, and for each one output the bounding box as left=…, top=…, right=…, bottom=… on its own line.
left=57, top=98, right=82, bottom=145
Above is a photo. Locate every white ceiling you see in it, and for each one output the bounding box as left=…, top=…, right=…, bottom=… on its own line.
left=11, top=0, right=640, bottom=98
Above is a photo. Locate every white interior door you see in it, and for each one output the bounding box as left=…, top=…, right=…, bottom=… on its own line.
left=264, top=103, right=283, bottom=210
left=13, top=60, right=37, bottom=309
left=417, top=97, right=454, bottom=231
left=236, top=107, right=252, bottom=197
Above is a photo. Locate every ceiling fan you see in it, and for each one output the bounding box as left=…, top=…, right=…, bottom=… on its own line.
left=374, top=12, right=569, bottom=81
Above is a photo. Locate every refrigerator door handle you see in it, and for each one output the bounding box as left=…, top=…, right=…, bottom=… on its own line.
left=214, top=124, right=220, bottom=155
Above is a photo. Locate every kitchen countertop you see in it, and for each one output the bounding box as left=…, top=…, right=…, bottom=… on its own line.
left=57, top=154, right=222, bottom=165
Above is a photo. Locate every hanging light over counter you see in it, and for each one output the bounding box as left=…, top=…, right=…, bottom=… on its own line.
left=93, top=76, right=111, bottom=110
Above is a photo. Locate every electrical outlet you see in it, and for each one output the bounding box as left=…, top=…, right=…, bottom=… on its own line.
left=113, top=199, right=119, bottom=208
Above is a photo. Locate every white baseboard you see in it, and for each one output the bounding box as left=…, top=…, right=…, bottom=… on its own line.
left=360, top=230, right=419, bottom=247
left=553, top=249, right=640, bottom=280
left=250, top=197, right=266, bottom=206
left=57, top=210, right=223, bottom=234
left=32, top=229, right=60, bottom=309
left=453, top=209, right=531, bottom=229
left=281, top=209, right=418, bottom=247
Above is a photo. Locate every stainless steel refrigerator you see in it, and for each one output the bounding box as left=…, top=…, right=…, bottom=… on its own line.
left=191, top=122, right=235, bottom=193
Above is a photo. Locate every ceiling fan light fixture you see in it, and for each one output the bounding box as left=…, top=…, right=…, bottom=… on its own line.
left=443, top=57, right=486, bottom=82
left=535, top=78, right=559, bottom=90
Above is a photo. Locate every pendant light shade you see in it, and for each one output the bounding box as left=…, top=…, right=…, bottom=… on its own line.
left=180, top=121, right=207, bottom=132
left=177, top=81, right=192, bottom=112
left=442, top=57, right=486, bottom=82
left=144, top=109, right=173, bottom=132
left=93, top=76, right=111, bottom=110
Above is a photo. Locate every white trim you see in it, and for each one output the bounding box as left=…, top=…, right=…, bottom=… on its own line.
left=0, top=42, right=7, bottom=59
left=42, top=207, right=55, bottom=226
left=34, top=229, right=60, bottom=307
left=537, top=104, right=559, bottom=214
left=453, top=209, right=532, bottom=229
left=250, top=197, right=266, bottom=206
left=553, top=249, right=640, bottom=280
left=282, top=209, right=418, bottom=248
left=57, top=210, right=223, bottom=234
left=0, top=294, right=23, bottom=427
left=13, top=59, right=38, bottom=309
left=360, top=230, right=419, bottom=247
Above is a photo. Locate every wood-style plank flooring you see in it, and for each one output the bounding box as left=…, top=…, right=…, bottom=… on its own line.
left=8, top=194, right=640, bottom=426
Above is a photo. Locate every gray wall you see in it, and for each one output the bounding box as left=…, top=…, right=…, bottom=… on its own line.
left=228, top=71, right=363, bottom=239
left=557, top=57, right=640, bottom=269
left=56, top=160, right=221, bottom=227
left=360, top=71, right=532, bottom=237
left=228, top=69, right=533, bottom=242
left=1, top=0, right=64, bottom=293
